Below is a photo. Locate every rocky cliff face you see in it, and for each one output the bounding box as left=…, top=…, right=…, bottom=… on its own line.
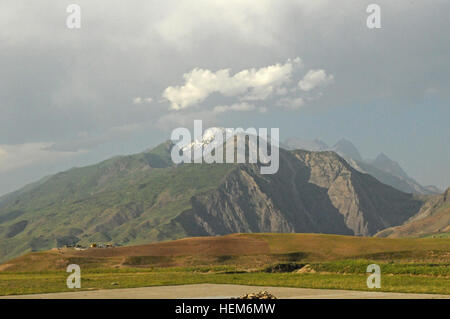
left=175, top=149, right=422, bottom=237
left=284, top=138, right=441, bottom=195
left=376, top=188, right=450, bottom=238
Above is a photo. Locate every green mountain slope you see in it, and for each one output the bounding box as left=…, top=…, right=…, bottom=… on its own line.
left=0, top=142, right=423, bottom=263
left=0, top=141, right=235, bottom=262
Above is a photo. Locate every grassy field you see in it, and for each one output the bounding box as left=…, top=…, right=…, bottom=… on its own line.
left=0, top=260, right=449, bottom=296
left=0, top=234, right=448, bottom=296
left=424, top=233, right=450, bottom=239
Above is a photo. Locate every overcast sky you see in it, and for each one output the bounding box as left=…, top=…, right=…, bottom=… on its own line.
left=0, top=0, right=449, bottom=196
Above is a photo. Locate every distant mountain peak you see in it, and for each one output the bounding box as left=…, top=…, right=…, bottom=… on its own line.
left=334, top=139, right=357, bottom=149
left=285, top=137, right=441, bottom=195
left=331, top=139, right=362, bottom=161
left=284, top=138, right=328, bottom=151
left=371, top=153, right=408, bottom=179
left=313, top=138, right=329, bottom=148
left=336, top=138, right=352, bottom=143
left=375, top=152, right=390, bottom=161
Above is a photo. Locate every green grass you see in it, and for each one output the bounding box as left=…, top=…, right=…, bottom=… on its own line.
left=1, top=260, right=448, bottom=296
left=310, top=259, right=450, bottom=276
left=423, top=233, right=450, bottom=239
left=0, top=150, right=237, bottom=263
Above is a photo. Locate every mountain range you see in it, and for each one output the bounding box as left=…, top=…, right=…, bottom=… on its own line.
left=284, top=138, right=441, bottom=195
left=0, top=133, right=447, bottom=263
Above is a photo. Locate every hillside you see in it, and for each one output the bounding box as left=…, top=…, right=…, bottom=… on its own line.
left=0, top=142, right=423, bottom=263
left=284, top=138, right=440, bottom=195
left=179, top=149, right=422, bottom=238
left=1, top=233, right=449, bottom=272
left=376, top=188, right=450, bottom=238
left=352, top=160, right=433, bottom=195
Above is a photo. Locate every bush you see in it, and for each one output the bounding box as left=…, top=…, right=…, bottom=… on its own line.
left=264, top=263, right=305, bottom=273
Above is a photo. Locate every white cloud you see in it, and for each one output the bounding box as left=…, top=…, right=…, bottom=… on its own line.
left=213, top=102, right=256, bottom=113
left=163, top=57, right=301, bottom=110
left=276, top=97, right=305, bottom=110
left=239, top=86, right=276, bottom=101
left=298, top=69, right=334, bottom=91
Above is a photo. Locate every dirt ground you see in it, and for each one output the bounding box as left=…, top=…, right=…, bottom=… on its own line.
left=2, top=284, right=449, bottom=299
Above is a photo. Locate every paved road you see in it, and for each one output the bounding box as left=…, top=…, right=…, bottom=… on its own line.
left=2, top=284, right=449, bottom=299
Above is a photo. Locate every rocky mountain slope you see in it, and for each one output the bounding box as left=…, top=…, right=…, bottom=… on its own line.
left=284, top=138, right=440, bottom=195
left=0, top=142, right=423, bottom=263
left=376, top=188, right=450, bottom=238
